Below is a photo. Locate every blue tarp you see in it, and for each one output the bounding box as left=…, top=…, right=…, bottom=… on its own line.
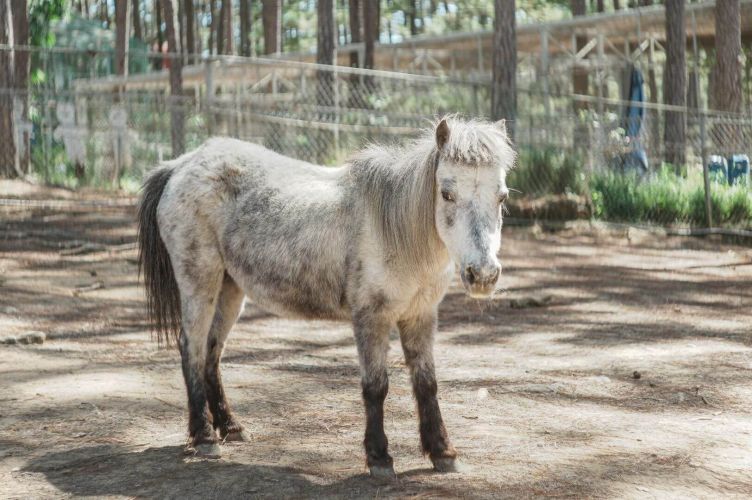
left=622, top=66, right=649, bottom=173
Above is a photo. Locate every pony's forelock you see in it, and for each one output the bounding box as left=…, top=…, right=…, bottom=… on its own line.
left=426, top=115, right=516, bottom=169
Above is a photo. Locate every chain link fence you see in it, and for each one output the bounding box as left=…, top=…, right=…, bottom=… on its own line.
left=1, top=46, right=751, bottom=233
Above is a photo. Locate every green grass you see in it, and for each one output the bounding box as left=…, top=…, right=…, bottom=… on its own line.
left=590, top=166, right=752, bottom=228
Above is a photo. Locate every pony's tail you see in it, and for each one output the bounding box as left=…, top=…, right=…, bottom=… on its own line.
left=137, top=166, right=181, bottom=345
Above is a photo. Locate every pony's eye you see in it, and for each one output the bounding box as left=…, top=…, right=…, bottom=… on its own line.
left=498, top=191, right=509, bottom=204
left=441, top=190, right=455, bottom=202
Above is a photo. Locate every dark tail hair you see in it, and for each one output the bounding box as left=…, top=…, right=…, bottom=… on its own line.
left=137, top=166, right=181, bottom=345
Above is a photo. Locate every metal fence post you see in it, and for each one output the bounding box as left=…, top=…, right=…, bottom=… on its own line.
left=41, top=49, right=50, bottom=174
left=692, top=10, right=712, bottom=229
left=334, top=64, right=340, bottom=156
left=700, top=106, right=711, bottom=229
left=205, top=57, right=214, bottom=136
left=540, top=29, right=551, bottom=142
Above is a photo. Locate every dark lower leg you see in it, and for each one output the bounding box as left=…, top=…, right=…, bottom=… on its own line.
left=412, top=367, right=456, bottom=460
left=362, top=372, right=392, bottom=468
left=179, top=329, right=216, bottom=446
left=205, top=337, right=242, bottom=438
left=399, top=314, right=456, bottom=463
left=354, top=311, right=394, bottom=475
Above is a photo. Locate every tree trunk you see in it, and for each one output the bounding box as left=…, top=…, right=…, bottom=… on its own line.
left=161, top=0, right=185, bottom=156
left=0, top=0, right=17, bottom=177
left=112, top=0, right=130, bottom=184
left=317, top=0, right=336, bottom=87
left=613, top=0, right=620, bottom=10
left=712, top=0, right=742, bottom=154
left=223, top=0, right=233, bottom=54
left=184, top=0, right=195, bottom=59
left=317, top=0, right=335, bottom=162
left=491, top=0, right=516, bottom=139
left=663, top=0, right=686, bottom=168
left=239, top=0, right=251, bottom=56
left=362, top=0, right=377, bottom=98
left=217, top=0, right=225, bottom=54
left=115, top=0, right=130, bottom=78
left=571, top=0, right=588, bottom=150
left=262, top=0, right=281, bottom=54
left=12, top=0, right=29, bottom=174
left=178, top=0, right=185, bottom=60
left=596, top=0, right=603, bottom=12
left=225, top=0, right=235, bottom=54
left=208, top=0, right=216, bottom=54
left=348, top=0, right=361, bottom=67
left=409, top=0, right=418, bottom=35
left=364, top=0, right=377, bottom=69
left=132, top=0, right=142, bottom=39
left=156, top=0, right=163, bottom=44
left=348, top=0, right=362, bottom=106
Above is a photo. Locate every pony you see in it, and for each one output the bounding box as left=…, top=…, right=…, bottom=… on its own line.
left=137, top=117, right=515, bottom=479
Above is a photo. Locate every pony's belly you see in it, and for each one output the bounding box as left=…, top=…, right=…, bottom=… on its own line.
left=230, top=271, right=351, bottom=322
left=250, top=294, right=351, bottom=321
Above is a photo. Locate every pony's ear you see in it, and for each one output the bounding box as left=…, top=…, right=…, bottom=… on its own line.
left=435, top=119, right=450, bottom=149
left=495, top=119, right=507, bottom=135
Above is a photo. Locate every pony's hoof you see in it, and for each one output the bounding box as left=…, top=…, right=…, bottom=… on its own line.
left=194, top=442, right=222, bottom=458
left=432, top=457, right=461, bottom=473
left=369, top=465, right=397, bottom=481
left=223, top=430, right=249, bottom=442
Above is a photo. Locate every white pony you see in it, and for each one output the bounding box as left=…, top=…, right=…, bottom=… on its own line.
left=137, top=117, right=514, bottom=478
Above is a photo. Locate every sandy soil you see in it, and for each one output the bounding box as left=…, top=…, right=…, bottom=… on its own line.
left=1, top=184, right=752, bottom=499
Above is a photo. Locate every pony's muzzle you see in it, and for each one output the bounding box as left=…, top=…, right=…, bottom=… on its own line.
left=461, top=261, right=501, bottom=298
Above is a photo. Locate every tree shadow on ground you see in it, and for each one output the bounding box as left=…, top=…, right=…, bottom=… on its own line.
left=25, top=441, right=741, bottom=499
left=439, top=257, right=752, bottom=348
left=22, top=444, right=484, bottom=499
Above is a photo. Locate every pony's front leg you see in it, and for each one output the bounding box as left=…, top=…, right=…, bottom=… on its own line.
left=353, top=311, right=395, bottom=479
left=398, top=313, right=458, bottom=472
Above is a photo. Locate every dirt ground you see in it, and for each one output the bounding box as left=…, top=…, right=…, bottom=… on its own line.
left=1, top=181, right=752, bottom=499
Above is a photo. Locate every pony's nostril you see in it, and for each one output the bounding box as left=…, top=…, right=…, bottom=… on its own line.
left=465, top=266, right=477, bottom=285
left=490, top=266, right=500, bottom=283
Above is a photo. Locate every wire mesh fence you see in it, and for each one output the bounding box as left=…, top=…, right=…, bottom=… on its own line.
left=1, top=46, right=751, bottom=233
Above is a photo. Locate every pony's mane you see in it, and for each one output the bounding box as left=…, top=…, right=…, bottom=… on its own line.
left=349, top=116, right=514, bottom=272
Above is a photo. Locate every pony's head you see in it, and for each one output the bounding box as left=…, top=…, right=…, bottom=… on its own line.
left=432, top=117, right=515, bottom=298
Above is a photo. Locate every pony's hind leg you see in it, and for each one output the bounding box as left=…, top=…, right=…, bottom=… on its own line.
left=398, top=313, right=458, bottom=472
left=174, top=259, right=225, bottom=457
left=205, top=273, right=247, bottom=442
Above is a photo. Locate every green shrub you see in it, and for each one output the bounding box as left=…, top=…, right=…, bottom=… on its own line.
left=590, top=166, right=752, bottom=228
